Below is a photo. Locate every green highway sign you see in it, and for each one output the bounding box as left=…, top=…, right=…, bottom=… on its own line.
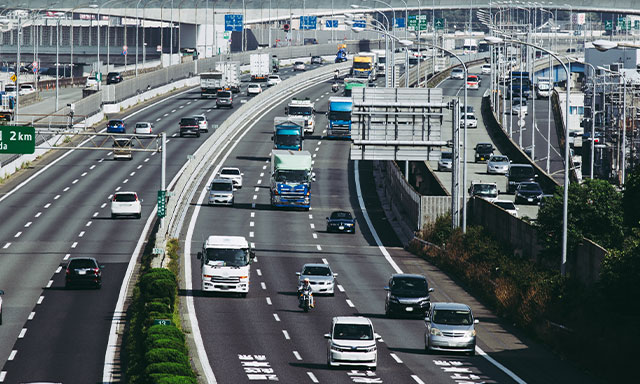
left=635, top=20, right=640, bottom=30
left=0, top=126, right=35, bottom=154
left=157, top=190, right=166, bottom=218
left=434, top=18, right=445, bottom=30
left=408, top=15, right=427, bottom=31
left=604, top=20, right=613, bottom=31
left=153, top=319, right=172, bottom=326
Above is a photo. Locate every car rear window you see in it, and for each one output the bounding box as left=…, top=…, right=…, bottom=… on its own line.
left=114, top=193, right=137, bottom=202
left=69, top=259, right=97, bottom=269
left=303, top=266, right=331, bottom=276
left=108, top=120, right=123, bottom=125
left=217, top=91, right=232, bottom=98
left=135, top=123, right=149, bottom=128
left=495, top=201, right=516, bottom=210
left=193, top=116, right=204, bottom=122
left=221, top=169, right=240, bottom=175
left=510, top=165, right=535, bottom=177
left=180, top=118, right=198, bottom=125
left=330, top=212, right=352, bottom=220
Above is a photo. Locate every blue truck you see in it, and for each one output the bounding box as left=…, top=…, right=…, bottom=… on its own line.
left=270, top=150, right=314, bottom=210
left=509, top=71, right=532, bottom=99
left=273, top=116, right=305, bottom=151
left=335, top=47, right=348, bottom=63
left=327, top=97, right=353, bottom=139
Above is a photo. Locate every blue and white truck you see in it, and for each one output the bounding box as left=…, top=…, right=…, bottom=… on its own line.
left=327, top=97, right=353, bottom=139
left=285, top=98, right=315, bottom=135
left=270, top=150, right=314, bottom=210
left=273, top=116, right=305, bottom=151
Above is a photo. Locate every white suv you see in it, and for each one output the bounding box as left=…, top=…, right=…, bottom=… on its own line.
left=218, top=167, right=243, bottom=189
left=325, top=316, right=380, bottom=369
left=111, top=191, right=142, bottom=219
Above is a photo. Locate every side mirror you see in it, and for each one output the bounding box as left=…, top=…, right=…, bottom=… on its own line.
left=428, top=288, right=434, bottom=293
left=383, top=286, right=390, bottom=291
left=424, top=317, right=430, bottom=323
left=326, top=217, right=329, bottom=220
left=374, top=333, right=382, bottom=340
left=296, top=272, right=301, bottom=276
left=474, top=319, right=480, bottom=324
left=197, top=252, right=203, bottom=260
left=324, top=333, right=331, bottom=339
left=333, top=273, right=338, bottom=277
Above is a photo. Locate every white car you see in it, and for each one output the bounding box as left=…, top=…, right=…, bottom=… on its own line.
left=296, top=263, right=337, bottom=295
left=459, top=113, right=478, bottom=128
left=247, top=83, right=262, bottom=96
left=293, top=61, right=306, bottom=71
left=0, top=289, right=4, bottom=325
left=481, top=64, right=491, bottom=74
left=325, top=316, right=380, bottom=369
left=112, top=138, right=133, bottom=160
left=4, top=85, right=17, bottom=97
left=193, top=114, right=208, bottom=132
left=267, top=75, right=282, bottom=87
left=85, top=75, right=99, bottom=88
left=111, top=191, right=142, bottom=219
left=218, top=167, right=243, bottom=189
left=450, top=68, right=464, bottom=79
left=512, top=98, right=529, bottom=115
left=134, top=122, right=153, bottom=134
left=19, top=84, right=36, bottom=95
left=494, top=200, right=519, bottom=217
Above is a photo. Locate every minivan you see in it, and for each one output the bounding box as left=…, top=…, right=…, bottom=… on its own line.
left=506, top=164, right=537, bottom=193
left=325, top=316, right=380, bottom=369
left=216, top=90, right=233, bottom=108
left=208, top=178, right=234, bottom=206
left=424, top=302, right=478, bottom=356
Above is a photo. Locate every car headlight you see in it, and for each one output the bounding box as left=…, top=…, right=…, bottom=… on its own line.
left=363, top=345, right=377, bottom=353
left=465, top=329, right=477, bottom=337
left=388, top=295, right=399, bottom=303
left=345, top=223, right=354, bottom=227
left=430, top=328, right=443, bottom=336
left=331, top=343, right=347, bottom=352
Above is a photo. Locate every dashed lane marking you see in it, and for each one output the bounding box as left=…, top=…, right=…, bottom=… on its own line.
left=81, top=172, right=87, bottom=177
left=98, top=158, right=104, bottom=163
left=137, top=165, right=143, bottom=169
left=35, top=212, right=41, bottom=218
left=37, top=296, right=44, bottom=304
left=266, top=297, right=272, bottom=305
left=72, top=179, right=79, bottom=184
left=64, top=253, right=70, bottom=260
left=251, top=212, right=255, bottom=218
left=313, top=233, right=318, bottom=239
left=93, top=212, right=99, bottom=217
left=28, top=312, right=35, bottom=320
left=18, top=328, right=26, bottom=338
left=257, top=180, right=262, bottom=185
left=307, top=372, right=319, bottom=383
left=293, top=351, right=302, bottom=360
left=3, top=243, right=11, bottom=249
left=0, top=371, right=6, bottom=382
left=251, top=242, right=256, bottom=248
left=86, top=221, right=92, bottom=227
left=164, top=113, right=169, bottom=117
left=172, top=133, right=177, bottom=137
left=46, top=280, right=53, bottom=288
left=412, top=376, right=426, bottom=384
left=261, top=282, right=266, bottom=290
left=273, top=314, right=281, bottom=322
left=55, top=266, right=62, bottom=274
left=107, top=152, right=112, bottom=156
left=71, top=242, right=78, bottom=248
left=156, top=118, right=162, bottom=122
left=24, top=222, right=31, bottom=228
left=151, top=151, right=157, bottom=156
left=322, top=258, right=329, bottom=264
left=260, top=172, right=264, bottom=177
left=262, top=165, right=267, bottom=170
left=313, top=154, right=317, bottom=158
left=8, top=351, right=16, bottom=361
left=250, top=222, right=255, bottom=227
left=54, top=195, right=60, bottom=200
left=115, top=186, right=121, bottom=191
left=390, top=353, right=403, bottom=363
left=79, top=231, right=85, bottom=237
left=101, top=203, right=107, bottom=208
left=256, top=269, right=262, bottom=276
left=130, top=171, right=136, bottom=176
left=346, top=299, right=355, bottom=308
left=282, top=330, right=290, bottom=340
left=254, top=187, right=259, bottom=192
left=308, top=214, right=313, bottom=219
left=14, top=232, right=21, bottom=238
left=90, top=165, right=96, bottom=170
left=337, top=285, right=345, bottom=292
left=253, top=195, right=257, bottom=200
left=250, top=231, right=254, bottom=238
left=144, top=158, right=150, bottom=162
left=315, top=147, right=320, bottom=152
left=310, top=223, right=315, bottom=229
left=63, top=187, right=70, bottom=192
left=123, top=179, right=129, bottom=184
left=316, top=245, right=322, bottom=251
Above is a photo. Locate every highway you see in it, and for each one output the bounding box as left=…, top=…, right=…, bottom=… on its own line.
left=181, top=70, right=597, bottom=383
left=0, top=63, right=317, bottom=382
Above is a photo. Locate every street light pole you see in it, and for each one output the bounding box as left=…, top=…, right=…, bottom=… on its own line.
left=56, top=16, right=59, bottom=111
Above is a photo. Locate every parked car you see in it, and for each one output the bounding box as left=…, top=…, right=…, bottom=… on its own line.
left=247, top=83, right=263, bottom=96
left=179, top=117, right=201, bottom=137
left=193, top=114, right=209, bottom=132
left=134, top=122, right=153, bottom=134
left=111, top=191, right=142, bottom=219
left=514, top=181, right=544, bottom=205
left=293, top=61, right=306, bottom=71
left=296, top=263, right=337, bottom=296
left=267, top=75, right=282, bottom=87
left=493, top=199, right=519, bottom=216
left=506, top=164, right=537, bottom=193
left=310, top=56, right=323, bottom=64
left=216, top=90, right=233, bottom=108
left=474, top=143, right=494, bottom=163
left=460, top=113, right=478, bottom=128
left=106, top=119, right=126, bottom=133
left=450, top=68, right=464, bottom=79
left=481, top=64, right=491, bottom=74
left=326, top=211, right=356, bottom=233
left=218, top=167, right=243, bottom=189
left=486, top=155, right=510, bottom=174
left=384, top=274, right=434, bottom=318
left=65, top=257, right=103, bottom=289
left=112, top=138, right=133, bottom=160
left=438, top=151, right=453, bottom=172
left=208, top=178, right=234, bottom=206
left=106, top=72, right=123, bottom=84
left=424, top=302, right=478, bottom=356
left=325, top=316, right=380, bottom=369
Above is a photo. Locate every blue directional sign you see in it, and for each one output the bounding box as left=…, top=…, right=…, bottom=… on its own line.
left=353, top=19, right=366, bottom=28
left=394, top=17, right=405, bottom=28
left=325, top=19, right=338, bottom=28
left=225, top=14, right=243, bottom=32
left=300, top=16, right=317, bottom=30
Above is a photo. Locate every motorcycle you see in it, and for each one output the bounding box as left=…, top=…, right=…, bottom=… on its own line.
left=331, top=83, right=339, bottom=93
left=299, top=290, right=314, bottom=312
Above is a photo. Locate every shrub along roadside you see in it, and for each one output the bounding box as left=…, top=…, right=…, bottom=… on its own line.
left=123, top=237, right=196, bottom=384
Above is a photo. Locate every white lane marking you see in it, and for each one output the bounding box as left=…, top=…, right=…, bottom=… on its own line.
left=249, top=231, right=254, bottom=238
left=316, top=245, right=322, bottom=251
left=293, top=351, right=302, bottom=360
left=273, top=313, right=281, bottom=322
left=312, top=160, right=315, bottom=165
left=317, top=141, right=322, bottom=146
left=412, top=375, right=426, bottom=384
left=0, top=371, right=6, bottom=382
left=257, top=179, right=262, bottom=185
left=101, top=203, right=107, bottom=208
left=14, top=232, right=21, bottom=238
left=256, top=269, right=262, bottom=276
left=151, top=150, right=157, bottom=155
left=476, top=347, right=527, bottom=383
left=250, top=221, right=255, bottom=227
left=282, top=330, right=290, bottom=340
left=307, top=372, right=319, bottom=383
left=122, top=179, right=129, bottom=184
left=312, top=154, right=317, bottom=158
left=156, top=118, right=161, bottom=122
left=144, top=158, right=150, bottom=162
left=260, top=172, right=264, bottom=177
left=187, top=101, right=192, bottom=105
left=390, top=353, right=403, bottom=363
left=64, top=253, right=70, bottom=260
left=79, top=231, right=85, bottom=237
left=37, top=296, right=44, bottom=304
left=86, top=221, right=92, bottom=227
left=315, top=147, right=320, bottom=152
left=130, top=172, right=136, bottom=176
left=54, top=195, right=60, bottom=200
left=313, top=233, right=318, bottom=239
left=310, top=223, right=315, bottom=229
left=18, top=328, right=27, bottom=338
left=251, top=242, right=256, bottom=248
left=251, top=212, right=255, bottom=218
left=171, top=109, right=176, bottom=113
left=254, top=187, right=259, bottom=192
left=253, top=195, right=257, bottom=200
left=72, top=179, right=79, bottom=184
left=337, top=284, right=345, bottom=292
left=98, top=158, right=104, bottom=163
left=315, top=98, right=320, bottom=102
left=55, top=266, right=62, bottom=274
left=93, top=212, right=99, bottom=217
left=308, top=214, right=313, bottom=219
left=322, top=258, right=329, bottom=264
left=115, top=186, right=121, bottom=191
left=179, top=105, right=184, bottom=109
left=137, top=165, right=143, bottom=169
left=28, top=311, right=35, bottom=320
left=262, top=165, right=267, bottom=170
left=71, top=242, right=78, bottom=248
left=266, top=297, right=272, bottom=305
left=90, top=164, right=96, bottom=170
left=46, top=280, right=53, bottom=288
left=261, top=282, right=266, bottom=290
left=8, top=351, right=16, bottom=361
left=163, top=113, right=169, bottom=117
left=107, top=152, right=112, bottom=156
left=206, top=109, right=212, bottom=112
left=346, top=299, right=355, bottom=307
left=108, top=194, right=113, bottom=199
left=3, top=243, right=11, bottom=249
left=81, top=171, right=88, bottom=177
left=63, top=187, right=70, bottom=192
left=35, top=212, right=42, bottom=218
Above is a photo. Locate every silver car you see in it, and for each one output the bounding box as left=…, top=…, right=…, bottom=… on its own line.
left=425, top=302, right=478, bottom=356
left=486, top=155, right=510, bottom=174
left=208, top=179, right=234, bottom=206
left=296, top=263, right=337, bottom=296
left=437, top=151, right=453, bottom=172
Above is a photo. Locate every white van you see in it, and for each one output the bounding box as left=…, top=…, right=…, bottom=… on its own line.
left=325, top=316, right=380, bottom=369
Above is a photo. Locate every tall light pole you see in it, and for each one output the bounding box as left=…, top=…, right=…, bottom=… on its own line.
left=135, top=0, right=143, bottom=76
left=350, top=6, right=392, bottom=84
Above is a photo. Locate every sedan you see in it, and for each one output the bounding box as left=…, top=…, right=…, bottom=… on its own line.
left=486, top=155, right=510, bottom=174
left=193, top=114, right=209, bottom=132
left=293, top=61, right=306, bottom=71
left=106, top=119, right=126, bottom=133
left=425, top=302, right=478, bottom=356
left=218, top=167, right=243, bottom=189
left=267, top=75, right=282, bottom=87
left=247, top=83, right=263, bottom=96
left=65, top=257, right=103, bottom=289
left=481, top=64, right=491, bottom=74
left=134, top=122, right=153, bottom=134
left=385, top=274, right=434, bottom=318
left=326, top=211, right=356, bottom=233
left=111, top=191, right=142, bottom=219
left=438, top=151, right=453, bottom=172
left=450, top=68, right=464, bottom=79
left=460, top=113, right=478, bottom=128
left=296, top=263, right=337, bottom=295
left=514, top=181, right=544, bottom=205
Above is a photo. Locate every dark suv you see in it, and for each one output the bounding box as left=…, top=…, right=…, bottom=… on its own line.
left=506, top=164, right=537, bottom=193
left=384, top=274, right=434, bottom=318
left=474, top=143, right=494, bottom=162
left=65, top=257, right=103, bottom=289
left=179, top=117, right=201, bottom=137
left=106, top=72, right=123, bottom=84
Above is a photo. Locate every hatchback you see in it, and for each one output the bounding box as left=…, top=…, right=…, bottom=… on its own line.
left=385, top=274, right=434, bottom=317
left=293, top=61, right=306, bottom=71
left=208, top=178, right=234, bottom=206
left=218, top=167, right=243, bottom=188
left=106, top=72, right=123, bottom=84
left=311, top=56, right=323, bottom=64
left=424, top=302, right=478, bottom=355
left=193, top=114, right=208, bottom=132
left=85, top=75, right=99, bottom=88
left=296, top=263, right=337, bottom=295
left=134, top=122, right=153, bottom=134
left=325, top=316, right=380, bottom=369
left=111, top=191, right=142, bottom=219
left=267, top=75, right=282, bottom=87
left=460, top=113, right=478, bottom=128
left=106, top=119, right=126, bottom=134
left=481, top=64, right=491, bottom=74
left=247, top=83, right=262, bottom=96
left=65, top=257, right=103, bottom=289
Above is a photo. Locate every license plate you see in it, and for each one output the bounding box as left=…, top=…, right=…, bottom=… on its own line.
left=78, top=270, right=87, bottom=275
left=339, top=226, right=344, bottom=230
left=528, top=198, right=533, bottom=202
left=405, top=307, right=414, bottom=312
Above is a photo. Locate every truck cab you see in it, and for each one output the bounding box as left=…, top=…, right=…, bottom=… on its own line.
left=286, top=98, right=315, bottom=134
left=327, top=97, right=353, bottom=139
left=273, top=116, right=305, bottom=150
left=270, top=150, right=314, bottom=210
left=198, top=236, right=254, bottom=296
left=352, top=52, right=377, bottom=81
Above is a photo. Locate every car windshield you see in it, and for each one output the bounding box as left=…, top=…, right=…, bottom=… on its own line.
left=269, top=76, right=279, bottom=80
left=221, top=169, right=240, bottom=175
left=328, top=111, right=351, bottom=121
left=295, top=62, right=304, bottom=65
left=204, top=248, right=249, bottom=267
left=476, top=144, right=492, bottom=152
left=69, top=259, right=97, bottom=269
left=211, top=182, right=233, bottom=191
left=510, top=166, right=534, bottom=177
left=288, top=106, right=312, bottom=116
left=441, top=152, right=452, bottom=160
left=333, top=324, right=373, bottom=340
left=330, top=212, right=352, bottom=220
left=495, top=201, right=516, bottom=210
left=467, top=77, right=478, bottom=82
left=491, top=156, right=508, bottom=163
left=520, top=183, right=541, bottom=192
left=432, top=309, right=473, bottom=325
left=275, top=134, right=302, bottom=147
left=274, top=169, right=309, bottom=183
left=114, top=193, right=137, bottom=202
left=391, top=277, right=429, bottom=297
left=302, top=266, right=331, bottom=276
left=353, top=62, right=372, bottom=69
left=473, top=184, right=497, bottom=195
left=181, top=118, right=198, bottom=125
left=248, top=84, right=260, bottom=88
left=217, top=91, right=231, bottom=98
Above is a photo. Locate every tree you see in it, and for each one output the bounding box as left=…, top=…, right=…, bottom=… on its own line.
left=623, top=167, right=640, bottom=229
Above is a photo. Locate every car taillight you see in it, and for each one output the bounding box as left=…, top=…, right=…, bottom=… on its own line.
left=112, top=196, right=117, bottom=202
left=66, top=268, right=70, bottom=275
left=94, top=268, right=100, bottom=274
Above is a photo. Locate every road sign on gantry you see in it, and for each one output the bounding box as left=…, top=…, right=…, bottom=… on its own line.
left=394, top=17, right=405, bottom=28
left=300, top=16, right=317, bottom=30
left=325, top=19, right=338, bottom=28
left=0, top=126, right=35, bottom=154
left=434, top=18, right=445, bottom=30
left=225, top=14, right=243, bottom=32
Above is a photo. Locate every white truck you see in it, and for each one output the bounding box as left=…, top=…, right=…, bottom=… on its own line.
left=200, top=71, right=224, bottom=98
left=215, top=61, right=241, bottom=93
left=198, top=235, right=254, bottom=296
left=286, top=98, right=316, bottom=134
left=371, top=49, right=386, bottom=74
left=250, top=53, right=270, bottom=82
left=463, top=39, right=478, bottom=54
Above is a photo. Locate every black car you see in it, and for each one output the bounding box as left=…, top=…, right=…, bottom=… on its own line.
left=65, top=257, right=103, bottom=289
left=514, top=181, right=544, bottom=204
left=384, top=274, right=434, bottom=318
left=106, top=72, right=123, bottom=84
left=474, top=143, right=495, bottom=162
left=310, top=55, right=323, bottom=64
left=506, top=164, right=537, bottom=193
left=179, top=117, right=201, bottom=137
left=326, top=211, right=356, bottom=233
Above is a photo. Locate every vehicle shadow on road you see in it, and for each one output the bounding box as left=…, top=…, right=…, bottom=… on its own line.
left=289, top=362, right=331, bottom=370
left=235, top=155, right=270, bottom=162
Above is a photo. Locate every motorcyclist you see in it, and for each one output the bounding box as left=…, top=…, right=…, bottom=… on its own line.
left=298, top=278, right=314, bottom=308
left=334, top=69, right=340, bottom=81
left=331, top=82, right=339, bottom=92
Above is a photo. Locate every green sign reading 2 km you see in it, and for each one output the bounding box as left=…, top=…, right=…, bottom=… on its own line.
left=0, top=125, right=35, bottom=154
